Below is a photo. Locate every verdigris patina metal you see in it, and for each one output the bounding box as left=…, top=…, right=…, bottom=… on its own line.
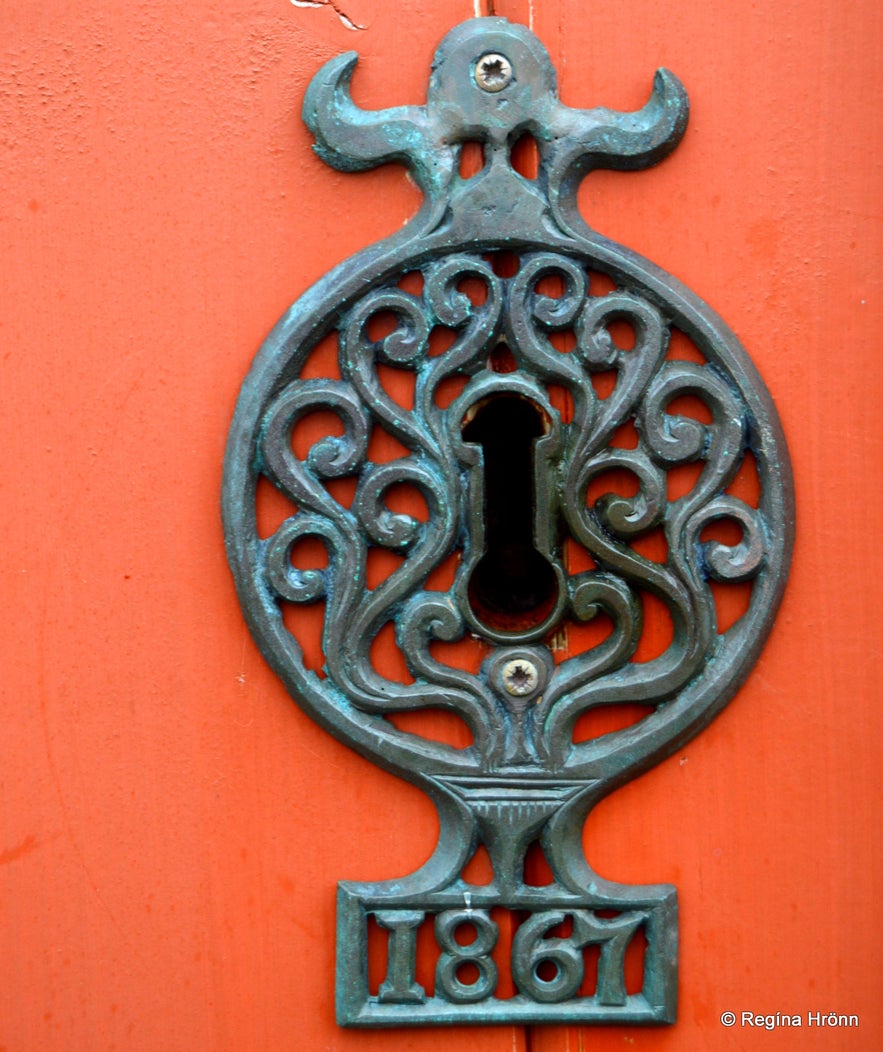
left=222, top=17, right=793, bottom=1027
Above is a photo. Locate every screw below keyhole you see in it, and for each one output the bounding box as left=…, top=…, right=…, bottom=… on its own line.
left=501, top=659, right=539, bottom=697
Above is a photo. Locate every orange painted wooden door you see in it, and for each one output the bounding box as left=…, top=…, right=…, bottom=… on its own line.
left=1, top=1, right=880, bottom=1049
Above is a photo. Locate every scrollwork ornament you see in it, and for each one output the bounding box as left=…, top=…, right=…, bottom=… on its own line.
left=222, top=16, right=793, bottom=1028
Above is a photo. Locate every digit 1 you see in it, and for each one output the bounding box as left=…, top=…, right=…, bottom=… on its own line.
left=374, top=910, right=426, bottom=1004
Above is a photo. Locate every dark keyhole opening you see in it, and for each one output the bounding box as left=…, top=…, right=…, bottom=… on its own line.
left=461, top=393, right=559, bottom=633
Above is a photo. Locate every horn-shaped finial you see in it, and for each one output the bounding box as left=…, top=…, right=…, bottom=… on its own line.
left=303, top=53, right=447, bottom=193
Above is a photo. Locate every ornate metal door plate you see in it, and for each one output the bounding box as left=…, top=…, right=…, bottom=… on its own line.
left=222, top=17, right=793, bottom=1027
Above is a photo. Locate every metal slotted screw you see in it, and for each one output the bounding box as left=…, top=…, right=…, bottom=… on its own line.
left=475, top=53, right=512, bottom=92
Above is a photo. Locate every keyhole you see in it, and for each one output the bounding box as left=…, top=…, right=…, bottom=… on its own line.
left=461, top=393, right=559, bottom=634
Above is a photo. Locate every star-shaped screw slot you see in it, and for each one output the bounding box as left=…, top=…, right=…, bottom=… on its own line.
left=501, top=658, right=539, bottom=697
left=475, top=52, right=513, bottom=93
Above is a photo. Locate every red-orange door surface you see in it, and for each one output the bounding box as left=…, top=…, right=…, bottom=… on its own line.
left=1, top=1, right=880, bottom=1049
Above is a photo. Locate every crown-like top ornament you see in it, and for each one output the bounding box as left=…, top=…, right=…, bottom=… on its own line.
left=305, top=18, right=688, bottom=238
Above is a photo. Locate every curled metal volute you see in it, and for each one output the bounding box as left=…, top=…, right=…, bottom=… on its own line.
left=302, top=53, right=446, bottom=193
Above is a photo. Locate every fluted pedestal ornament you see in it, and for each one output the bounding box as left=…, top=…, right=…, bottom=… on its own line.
left=222, top=17, right=793, bottom=1027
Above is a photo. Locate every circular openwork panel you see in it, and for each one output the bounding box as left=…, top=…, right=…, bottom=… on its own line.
left=223, top=242, right=792, bottom=785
